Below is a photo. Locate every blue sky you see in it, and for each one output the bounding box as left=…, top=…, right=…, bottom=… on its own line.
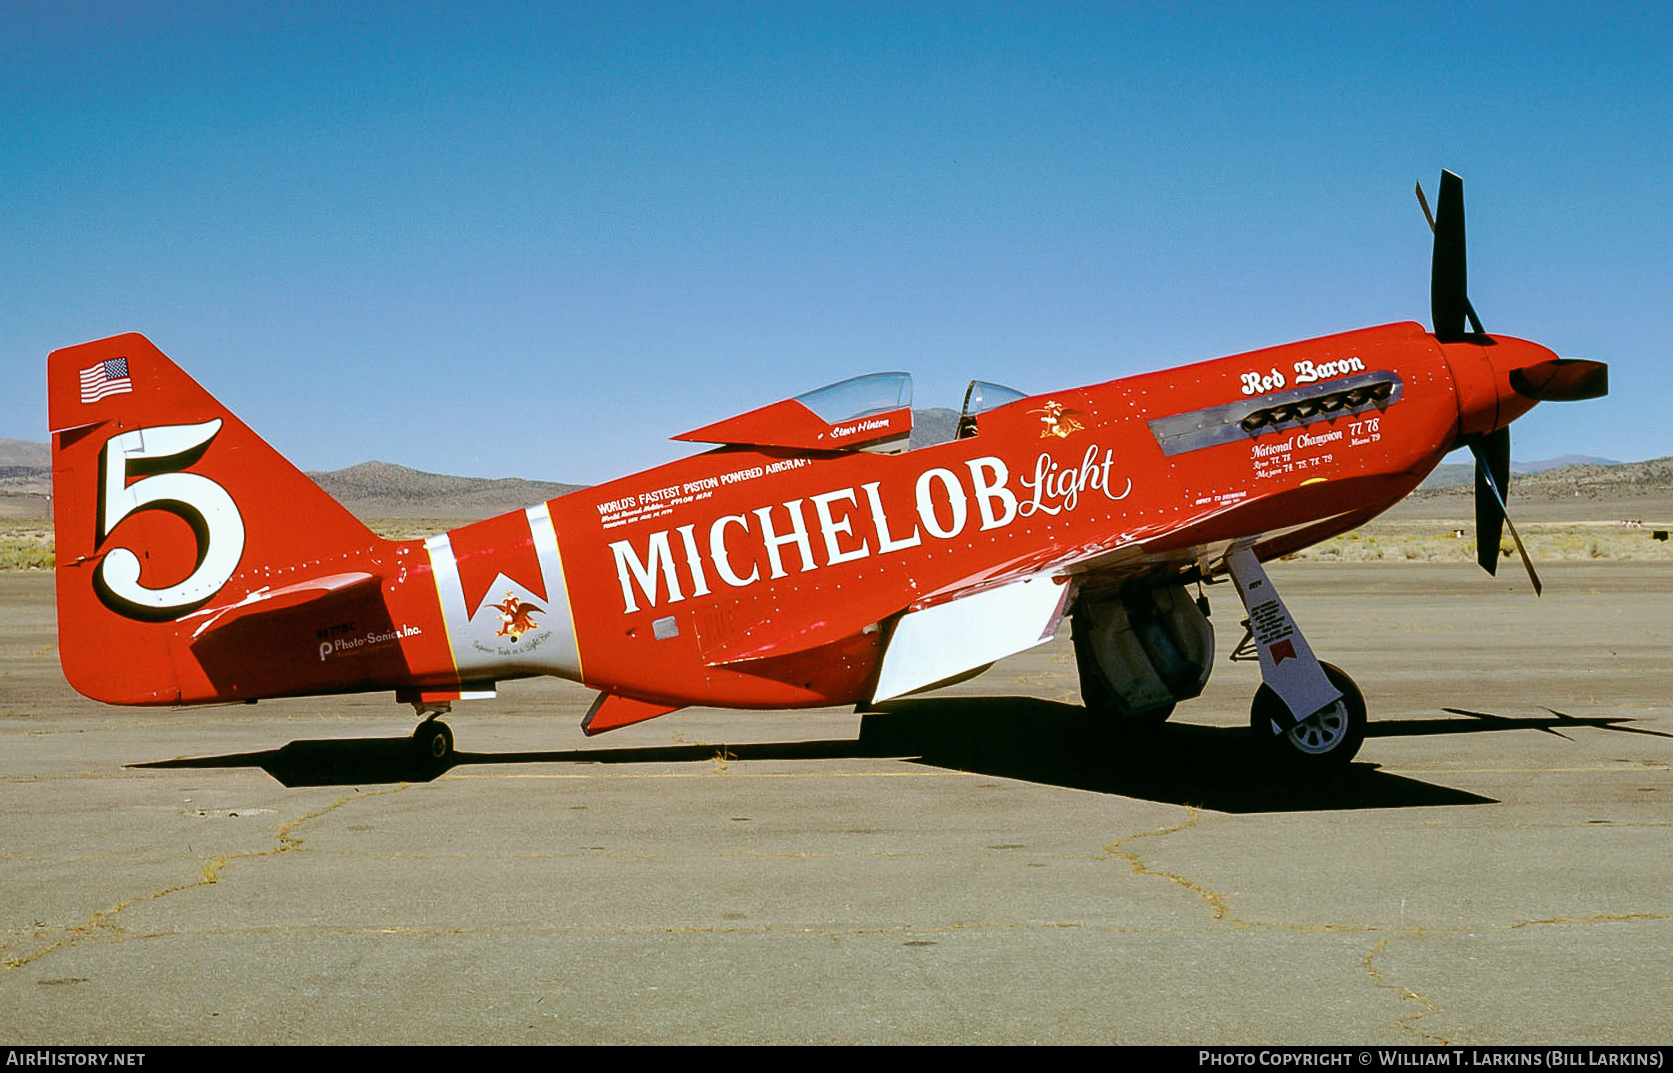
left=3, top=2, right=1668, bottom=483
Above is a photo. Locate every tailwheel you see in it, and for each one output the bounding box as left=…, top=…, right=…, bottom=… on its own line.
left=412, top=718, right=454, bottom=766
left=1249, top=663, right=1366, bottom=770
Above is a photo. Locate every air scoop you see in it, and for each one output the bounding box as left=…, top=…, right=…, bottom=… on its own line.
left=1509, top=358, right=1609, bottom=402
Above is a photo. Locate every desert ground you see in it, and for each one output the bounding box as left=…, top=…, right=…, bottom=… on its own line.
left=1, top=558, right=1668, bottom=1045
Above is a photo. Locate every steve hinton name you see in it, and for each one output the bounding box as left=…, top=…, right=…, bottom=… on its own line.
left=606, top=445, right=1132, bottom=615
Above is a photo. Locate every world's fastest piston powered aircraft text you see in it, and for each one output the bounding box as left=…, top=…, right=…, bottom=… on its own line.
left=46, top=173, right=1608, bottom=771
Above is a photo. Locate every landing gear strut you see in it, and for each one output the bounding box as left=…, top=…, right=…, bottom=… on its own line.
left=408, top=700, right=455, bottom=768
left=1249, top=662, right=1366, bottom=770
left=1225, top=543, right=1366, bottom=769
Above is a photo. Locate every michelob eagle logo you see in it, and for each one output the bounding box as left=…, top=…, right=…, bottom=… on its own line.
left=1030, top=400, right=1086, bottom=439
left=490, top=592, right=545, bottom=641
left=607, top=447, right=1131, bottom=615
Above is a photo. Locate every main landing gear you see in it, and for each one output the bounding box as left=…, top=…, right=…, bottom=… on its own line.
left=1068, top=551, right=1367, bottom=771
left=1226, top=544, right=1367, bottom=770
left=1247, top=662, right=1366, bottom=769
left=1071, top=582, right=1216, bottom=732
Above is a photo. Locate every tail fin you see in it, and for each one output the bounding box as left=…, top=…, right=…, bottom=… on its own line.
left=49, top=333, right=383, bottom=704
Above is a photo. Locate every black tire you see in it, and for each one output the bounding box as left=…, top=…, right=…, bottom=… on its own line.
left=1249, top=663, right=1365, bottom=770
left=1071, top=610, right=1174, bottom=727
left=413, top=719, right=454, bottom=766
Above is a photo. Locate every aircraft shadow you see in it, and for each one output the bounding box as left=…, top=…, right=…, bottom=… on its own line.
left=858, top=697, right=1665, bottom=812
left=135, top=737, right=458, bottom=788
left=858, top=698, right=1494, bottom=813
left=129, top=732, right=877, bottom=789
left=129, top=696, right=1657, bottom=810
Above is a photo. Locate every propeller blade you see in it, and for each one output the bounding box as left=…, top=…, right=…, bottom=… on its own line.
left=1415, top=181, right=1436, bottom=233
left=1469, top=428, right=1543, bottom=597
left=1463, top=297, right=1485, bottom=336
left=1470, top=428, right=1509, bottom=574
left=1510, top=358, right=1609, bottom=401
left=1430, top=170, right=1477, bottom=341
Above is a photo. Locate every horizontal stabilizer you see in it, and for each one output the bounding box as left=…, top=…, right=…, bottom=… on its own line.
left=871, top=575, right=1070, bottom=703
left=184, top=572, right=380, bottom=641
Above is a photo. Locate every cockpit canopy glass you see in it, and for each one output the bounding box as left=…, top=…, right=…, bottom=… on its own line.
left=961, top=380, right=1027, bottom=416
left=795, top=372, right=913, bottom=424
left=957, top=380, right=1028, bottom=438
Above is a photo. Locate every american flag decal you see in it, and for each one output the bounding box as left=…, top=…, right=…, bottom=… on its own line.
left=79, top=358, right=133, bottom=404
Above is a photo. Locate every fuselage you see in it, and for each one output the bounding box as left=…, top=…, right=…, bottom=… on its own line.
left=374, top=320, right=1530, bottom=710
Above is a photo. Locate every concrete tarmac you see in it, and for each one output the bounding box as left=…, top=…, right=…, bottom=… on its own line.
left=1, top=563, right=1669, bottom=1045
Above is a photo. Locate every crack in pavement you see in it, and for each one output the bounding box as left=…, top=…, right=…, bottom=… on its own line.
left=1103, top=812, right=1452, bottom=1043
left=1356, top=911, right=1673, bottom=1042
left=1511, top=912, right=1673, bottom=929
left=1363, top=936, right=1446, bottom=1045
left=1101, top=808, right=1233, bottom=922
left=0, top=786, right=406, bottom=974
left=1099, top=809, right=1672, bottom=1042
left=7, top=919, right=1156, bottom=951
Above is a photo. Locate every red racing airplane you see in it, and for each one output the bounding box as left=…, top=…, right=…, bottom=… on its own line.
left=47, top=172, right=1607, bottom=773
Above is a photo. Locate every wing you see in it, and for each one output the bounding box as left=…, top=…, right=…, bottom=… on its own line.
left=865, top=471, right=1413, bottom=703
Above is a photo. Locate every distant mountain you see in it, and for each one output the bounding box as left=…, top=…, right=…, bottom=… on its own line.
left=0, top=438, right=586, bottom=521
left=0, top=440, right=51, bottom=516
left=1413, top=456, right=1673, bottom=500
left=1417, top=463, right=1474, bottom=490
left=3, top=431, right=1663, bottom=523
left=910, top=407, right=960, bottom=449
left=1513, top=455, right=1622, bottom=473
left=1507, top=456, right=1673, bottom=498
left=0, top=438, right=49, bottom=467
left=1418, top=455, right=1625, bottom=491
left=0, top=467, right=51, bottom=517
left=305, top=461, right=584, bottom=520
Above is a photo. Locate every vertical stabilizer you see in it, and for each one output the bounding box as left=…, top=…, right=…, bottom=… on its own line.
left=49, top=333, right=383, bottom=704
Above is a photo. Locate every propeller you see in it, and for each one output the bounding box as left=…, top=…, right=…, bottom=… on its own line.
left=1416, top=171, right=1485, bottom=339
left=1417, top=171, right=1543, bottom=595
left=1468, top=426, right=1542, bottom=596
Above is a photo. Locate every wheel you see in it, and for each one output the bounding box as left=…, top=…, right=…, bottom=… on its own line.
left=1072, top=611, right=1116, bottom=714
left=413, top=719, right=454, bottom=765
left=1249, top=663, right=1365, bottom=769
left=1072, top=609, right=1174, bottom=727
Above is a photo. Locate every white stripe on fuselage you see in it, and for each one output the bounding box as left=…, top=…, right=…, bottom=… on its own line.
left=425, top=507, right=582, bottom=683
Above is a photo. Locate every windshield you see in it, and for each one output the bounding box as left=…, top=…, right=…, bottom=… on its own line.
left=956, top=380, right=1028, bottom=438
left=795, top=372, right=912, bottom=424
left=961, top=380, right=1027, bottom=416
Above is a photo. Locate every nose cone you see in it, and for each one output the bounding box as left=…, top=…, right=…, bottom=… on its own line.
left=1440, top=335, right=1607, bottom=440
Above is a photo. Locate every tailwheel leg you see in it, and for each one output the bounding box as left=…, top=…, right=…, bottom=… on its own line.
left=413, top=718, right=454, bottom=764
left=408, top=700, right=455, bottom=767
left=1225, top=544, right=1366, bottom=770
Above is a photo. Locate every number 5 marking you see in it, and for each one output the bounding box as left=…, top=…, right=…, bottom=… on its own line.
left=94, top=419, right=246, bottom=621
